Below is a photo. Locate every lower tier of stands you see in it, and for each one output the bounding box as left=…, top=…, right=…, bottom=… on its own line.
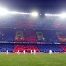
left=0, top=43, right=66, bottom=52
left=14, top=44, right=39, bottom=52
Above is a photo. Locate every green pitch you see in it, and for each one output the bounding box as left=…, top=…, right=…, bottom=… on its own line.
left=0, top=53, right=66, bottom=66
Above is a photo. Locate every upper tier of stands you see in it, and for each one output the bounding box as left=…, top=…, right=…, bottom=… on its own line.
left=0, top=16, right=66, bottom=30
left=0, top=15, right=66, bottom=44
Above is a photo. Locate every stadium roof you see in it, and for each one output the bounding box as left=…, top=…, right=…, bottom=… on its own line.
left=0, top=0, right=66, bottom=14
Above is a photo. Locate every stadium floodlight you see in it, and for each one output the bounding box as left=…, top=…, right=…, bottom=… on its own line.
left=60, top=13, right=66, bottom=18
left=0, top=7, right=8, bottom=16
left=45, top=14, right=60, bottom=16
left=31, top=12, right=38, bottom=17
left=45, top=14, right=50, bottom=16
left=45, top=13, right=66, bottom=18
left=11, top=11, right=30, bottom=15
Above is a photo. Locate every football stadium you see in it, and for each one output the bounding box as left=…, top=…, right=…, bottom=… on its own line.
left=0, top=0, right=66, bottom=65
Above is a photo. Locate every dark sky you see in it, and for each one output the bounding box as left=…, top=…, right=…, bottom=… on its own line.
left=0, top=0, right=66, bottom=13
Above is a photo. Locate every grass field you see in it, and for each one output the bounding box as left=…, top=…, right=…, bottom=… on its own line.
left=0, top=53, right=66, bottom=66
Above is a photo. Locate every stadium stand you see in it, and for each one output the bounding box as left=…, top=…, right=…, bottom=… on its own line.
left=0, top=28, right=60, bottom=43
left=59, top=44, right=66, bottom=52
left=56, top=31, right=66, bottom=42
left=14, top=30, right=25, bottom=42
left=0, top=15, right=66, bottom=53
left=38, top=44, right=64, bottom=52
left=13, top=44, right=39, bottom=52
left=0, top=44, right=14, bottom=52
left=24, top=29, right=37, bottom=42
left=14, top=44, right=25, bottom=52
left=0, top=28, right=15, bottom=42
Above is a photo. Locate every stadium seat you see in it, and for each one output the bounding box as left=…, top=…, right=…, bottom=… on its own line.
left=13, top=44, right=39, bottom=52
